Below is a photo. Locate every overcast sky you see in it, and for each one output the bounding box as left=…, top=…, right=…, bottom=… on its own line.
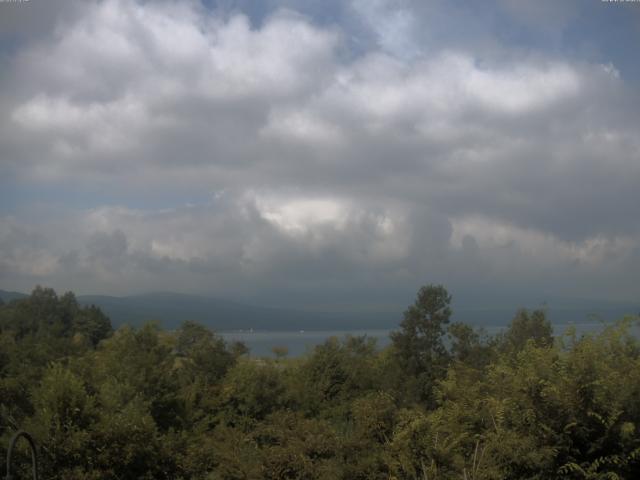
left=1, top=0, right=639, bottom=310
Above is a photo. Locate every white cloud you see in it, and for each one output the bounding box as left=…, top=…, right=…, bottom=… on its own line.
left=451, top=216, right=637, bottom=267
left=256, top=196, right=350, bottom=234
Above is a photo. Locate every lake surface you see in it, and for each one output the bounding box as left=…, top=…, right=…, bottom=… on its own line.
left=219, top=322, right=621, bottom=357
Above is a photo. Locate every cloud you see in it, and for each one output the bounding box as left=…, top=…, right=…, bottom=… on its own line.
left=0, top=217, right=59, bottom=277
left=2, top=189, right=639, bottom=304
left=1, top=0, right=639, bottom=305
left=0, top=193, right=417, bottom=298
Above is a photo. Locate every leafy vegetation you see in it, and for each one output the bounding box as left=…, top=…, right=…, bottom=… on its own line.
left=1, top=285, right=639, bottom=479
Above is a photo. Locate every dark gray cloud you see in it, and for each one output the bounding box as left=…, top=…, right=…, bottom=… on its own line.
left=1, top=0, right=639, bottom=308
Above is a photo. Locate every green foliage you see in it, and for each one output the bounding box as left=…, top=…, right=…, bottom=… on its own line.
left=296, top=335, right=381, bottom=419
left=448, top=322, right=495, bottom=368
left=1, top=286, right=639, bottom=479
left=26, top=363, right=95, bottom=474
left=72, top=305, right=112, bottom=347
left=254, top=411, right=341, bottom=479
left=351, top=391, right=396, bottom=443
left=176, top=320, right=236, bottom=384
left=0, top=286, right=113, bottom=345
left=499, top=308, right=554, bottom=354
left=219, top=359, right=289, bottom=426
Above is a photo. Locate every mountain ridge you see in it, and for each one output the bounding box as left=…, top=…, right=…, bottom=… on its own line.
left=1, top=289, right=637, bottom=331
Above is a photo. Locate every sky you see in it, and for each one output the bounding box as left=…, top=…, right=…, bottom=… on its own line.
left=1, top=0, right=639, bottom=311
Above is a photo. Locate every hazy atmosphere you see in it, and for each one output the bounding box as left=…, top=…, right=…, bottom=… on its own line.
left=2, top=0, right=640, bottom=311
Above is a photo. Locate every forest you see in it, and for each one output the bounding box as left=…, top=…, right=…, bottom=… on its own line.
left=1, top=285, right=639, bottom=479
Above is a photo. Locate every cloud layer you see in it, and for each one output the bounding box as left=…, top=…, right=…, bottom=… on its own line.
left=1, top=0, right=639, bottom=307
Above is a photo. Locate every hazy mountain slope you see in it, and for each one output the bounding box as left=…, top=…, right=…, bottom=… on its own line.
left=0, top=289, right=28, bottom=302
left=74, top=293, right=640, bottom=330
left=76, top=292, right=393, bottom=331
left=2, top=288, right=637, bottom=331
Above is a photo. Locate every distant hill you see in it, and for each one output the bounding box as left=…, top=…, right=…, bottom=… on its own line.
left=76, top=292, right=395, bottom=331
left=1, top=289, right=393, bottom=330
left=2, top=288, right=637, bottom=331
left=0, top=289, right=28, bottom=303
left=68, top=295, right=640, bottom=331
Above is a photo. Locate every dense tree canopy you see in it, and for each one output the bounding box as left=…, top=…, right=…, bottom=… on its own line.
left=1, top=286, right=639, bottom=479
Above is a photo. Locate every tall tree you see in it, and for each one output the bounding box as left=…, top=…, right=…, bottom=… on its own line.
left=390, top=284, right=452, bottom=405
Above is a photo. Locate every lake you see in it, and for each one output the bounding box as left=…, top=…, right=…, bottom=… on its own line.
left=219, top=322, right=621, bottom=357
